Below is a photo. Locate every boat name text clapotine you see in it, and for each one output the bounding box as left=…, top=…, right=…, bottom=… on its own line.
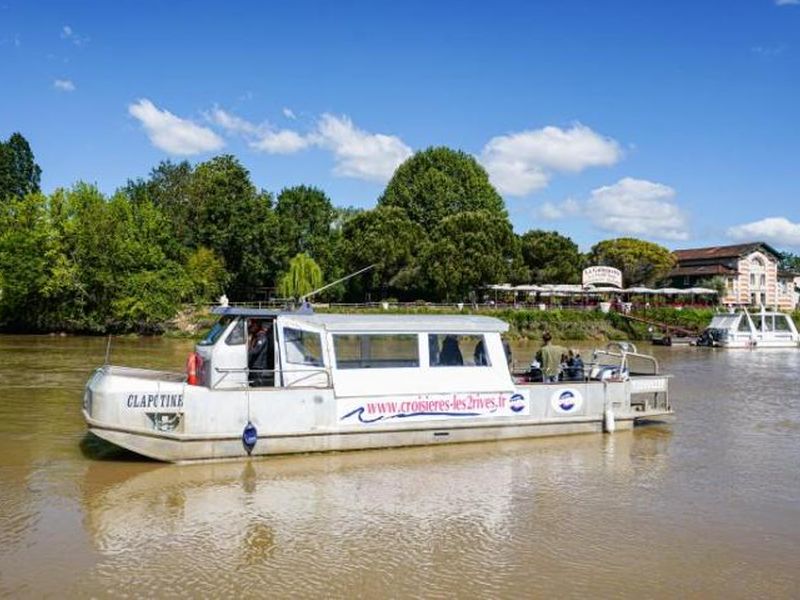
left=126, top=393, right=184, bottom=409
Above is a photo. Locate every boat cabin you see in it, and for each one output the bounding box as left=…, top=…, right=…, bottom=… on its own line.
left=193, top=308, right=515, bottom=395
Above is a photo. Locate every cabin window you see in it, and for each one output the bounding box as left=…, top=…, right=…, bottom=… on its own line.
left=199, top=316, right=234, bottom=346
left=333, top=334, right=419, bottom=369
left=775, top=316, right=791, bottom=332
left=284, top=328, right=324, bottom=366
left=737, top=317, right=751, bottom=333
left=428, top=334, right=491, bottom=367
left=225, top=319, right=246, bottom=345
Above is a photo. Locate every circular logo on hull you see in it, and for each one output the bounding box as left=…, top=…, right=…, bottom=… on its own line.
left=509, top=393, right=526, bottom=413
left=550, top=388, right=583, bottom=414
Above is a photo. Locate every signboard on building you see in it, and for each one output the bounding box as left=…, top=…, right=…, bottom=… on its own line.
left=582, top=266, right=623, bottom=288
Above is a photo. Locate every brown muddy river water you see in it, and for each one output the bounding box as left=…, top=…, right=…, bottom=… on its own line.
left=0, top=335, right=798, bottom=598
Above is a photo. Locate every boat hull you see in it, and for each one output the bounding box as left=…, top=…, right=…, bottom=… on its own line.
left=83, top=366, right=672, bottom=462
left=714, top=340, right=800, bottom=349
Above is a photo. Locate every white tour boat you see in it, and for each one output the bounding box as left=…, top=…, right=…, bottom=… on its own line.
left=697, top=308, right=800, bottom=348
left=83, top=307, right=672, bottom=462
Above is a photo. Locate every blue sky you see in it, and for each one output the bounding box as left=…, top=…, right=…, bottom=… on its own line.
left=1, top=0, right=799, bottom=250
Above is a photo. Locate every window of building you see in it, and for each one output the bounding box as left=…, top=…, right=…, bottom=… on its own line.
left=284, top=328, right=323, bottom=366
left=333, top=334, right=419, bottom=369
left=429, top=334, right=491, bottom=367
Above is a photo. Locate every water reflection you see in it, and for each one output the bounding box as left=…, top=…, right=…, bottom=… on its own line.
left=75, top=433, right=670, bottom=597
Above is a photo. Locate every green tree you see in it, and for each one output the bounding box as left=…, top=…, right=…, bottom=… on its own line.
left=124, top=160, right=195, bottom=247
left=185, top=247, right=229, bottom=303
left=587, top=237, right=675, bottom=286
left=275, top=185, right=338, bottom=274
left=277, top=253, right=323, bottom=299
left=697, top=276, right=727, bottom=303
left=421, top=210, right=517, bottom=300
left=520, top=230, right=584, bottom=284
left=189, top=155, right=278, bottom=299
left=0, top=133, right=42, bottom=200
left=0, top=193, right=52, bottom=329
left=379, top=146, right=506, bottom=231
left=779, top=252, right=800, bottom=272
left=341, top=206, right=426, bottom=299
left=331, top=205, right=365, bottom=231
left=103, top=193, right=193, bottom=331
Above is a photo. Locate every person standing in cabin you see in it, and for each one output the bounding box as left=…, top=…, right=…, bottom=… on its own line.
left=248, top=319, right=274, bottom=386
left=535, top=331, right=567, bottom=383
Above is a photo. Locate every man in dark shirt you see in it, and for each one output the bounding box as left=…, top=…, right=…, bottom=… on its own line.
left=248, top=320, right=274, bottom=386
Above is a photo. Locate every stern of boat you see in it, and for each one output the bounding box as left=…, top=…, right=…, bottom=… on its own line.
left=83, top=365, right=189, bottom=459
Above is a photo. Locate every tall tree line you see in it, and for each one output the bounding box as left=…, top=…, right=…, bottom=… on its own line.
left=0, top=133, right=682, bottom=333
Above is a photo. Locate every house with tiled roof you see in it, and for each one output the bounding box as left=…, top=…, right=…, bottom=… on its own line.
left=669, top=242, right=798, bottom=310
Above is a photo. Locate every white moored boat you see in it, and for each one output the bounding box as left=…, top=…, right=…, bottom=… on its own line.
left=83, top=307, right=673, bottom=462
left=697, top=308, right=800, bottom=348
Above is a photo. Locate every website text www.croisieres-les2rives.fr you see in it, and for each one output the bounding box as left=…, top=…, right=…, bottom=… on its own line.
left=364, top=394, right=509, bottom=415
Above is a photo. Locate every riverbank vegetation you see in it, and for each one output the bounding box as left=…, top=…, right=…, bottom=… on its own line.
left=165, top=303, right=800, bottom=343
left=2, top=132, right=799, bottom=335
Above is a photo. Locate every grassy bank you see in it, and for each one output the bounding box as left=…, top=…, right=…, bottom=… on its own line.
left=154, top=304, right=800, bottom=342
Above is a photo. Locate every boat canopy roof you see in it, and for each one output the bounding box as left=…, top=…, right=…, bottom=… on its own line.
left=280, top=313, right=509, bottom=334
left=210, top=306, right=509, bottom=333
left=212, top=306, right=296, bottom=318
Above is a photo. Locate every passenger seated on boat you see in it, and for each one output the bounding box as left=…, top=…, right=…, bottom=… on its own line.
left=528, top=359, right=543, bottom=383
left=439, top=335, right=464, bottom=366
left=562, top=349, right=585, bottom=381
left=248, top=320, right=274, bottom=387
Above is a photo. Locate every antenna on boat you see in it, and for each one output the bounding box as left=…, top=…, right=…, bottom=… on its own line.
left=299, top=264, right=376, bottom=304
left=104, top=335, right=113, bottom=366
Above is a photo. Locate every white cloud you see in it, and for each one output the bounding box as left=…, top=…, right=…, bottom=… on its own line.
left=250, top=129, right=311, bottom=154
left=727, top=217, right=800, bottom=247
left=53, top=78, right=75, bottom=92
left=587, top=177, right=688, bottom=240
left=207, top=107, right=258, bottom=136
left=480, top=123, right=622, bottom=196
left=282, top=107, right=296, bottom=120
left=536, top=198, right=581, bottom=220
left=207, top=107, right=311, bottom=154
left=776, top=0, right=799, bottom=6
left=129, top=99, right=224, bottom=155
left=205, top=106, right=412, bottom=182
left=60, top=24, right=89, bottom=46
left=313, top=113, right=413, bottom=182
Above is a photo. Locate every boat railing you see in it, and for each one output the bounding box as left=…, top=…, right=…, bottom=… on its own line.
left=592, top=342, right=659, bottom=376
left=104, top=365, right=187, bottom=382
left=213, top=366, right=332, bottom=389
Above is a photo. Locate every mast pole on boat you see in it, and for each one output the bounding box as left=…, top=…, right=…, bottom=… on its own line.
left=300, top=264, right=376, bottom=303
